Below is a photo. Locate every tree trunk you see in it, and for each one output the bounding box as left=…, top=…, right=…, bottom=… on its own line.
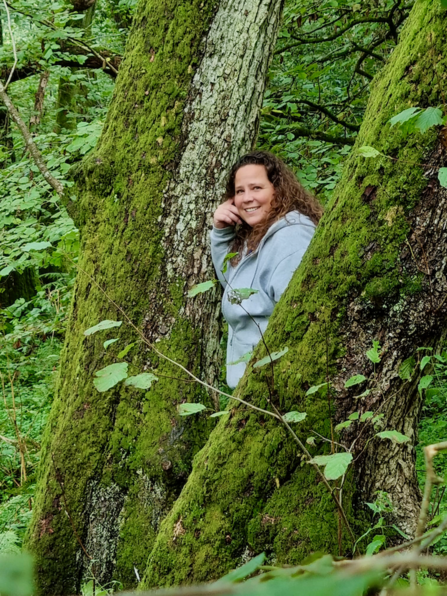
left=25, top=0, right=284, bottom=593
left=54, top=3, right=97, bottom=132
left=0, top=269, right=38, bottom=307
left=142, top=0, right=447, bottom=587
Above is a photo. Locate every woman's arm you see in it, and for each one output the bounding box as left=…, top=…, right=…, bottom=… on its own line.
left=210, top=226, right=236, bottom=288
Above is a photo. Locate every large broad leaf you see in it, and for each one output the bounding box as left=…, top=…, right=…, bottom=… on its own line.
left=84, top=320, right=122, bottom=336
left=187, top=280, right=217, bottom=297
left=399, top=355, right=415, bottom=380
left=124, top=372, right=158, bottom=390
left=366, top=534, right=386, bottom=556
left=414, top=107, right=444, bottom=133
left=388, top=107, right=421, bottom=128
left=0, top=265, right=14, bottom=277
left=309, top=452, right=353, bottom=480
left=253, top=347, right=289, bottom=369
left=228, top=351, right=252, bottom=366
left=306, top=382, right=329, bottom=396
left=376, top=430, right=410, bottom=444
left=178, top=403, right=206, bottom=416
left=228, top=287, right=259, bottom=304
left=366, top=347, right=380, bottom=364
left=345, top=374, right=366, bottom=388
left=22, top=241, right=52, bottom=252
left=418, top=375, right=433, bottom=393
left=357, top=146, right=380, bottom=158
left=439, top=168, right=447, bottom=188
left=93, top=362, right=128, bottom=392
left=215, top=552, right=265, bottom=584
left=282, top=411, right=307, bottom=423
left=222, top=252, right=238, bottom=274
left=420, top=355, right=431, bottom=371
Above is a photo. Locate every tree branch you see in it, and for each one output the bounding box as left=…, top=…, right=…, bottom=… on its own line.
left=276, top=17, right=389, bottom=54
left=0, top=80, right=64, bottom=196
left=288, top=125, right=355, bottom=145
left=297, top=99, right=360, bottom=131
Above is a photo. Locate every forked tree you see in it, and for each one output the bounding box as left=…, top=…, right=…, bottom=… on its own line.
left=25, top=0, right=284, bottom=592
left=142, top=0, right=447, bottom=587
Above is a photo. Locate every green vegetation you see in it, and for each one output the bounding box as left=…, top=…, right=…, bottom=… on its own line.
left=1, top=0, right=447, bottom=594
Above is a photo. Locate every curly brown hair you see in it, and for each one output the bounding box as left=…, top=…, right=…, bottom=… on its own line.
left=225, top=151, right=323, bottom=264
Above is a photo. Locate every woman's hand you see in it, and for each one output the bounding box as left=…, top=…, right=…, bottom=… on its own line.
left=213, top=198, right=242, bottom=229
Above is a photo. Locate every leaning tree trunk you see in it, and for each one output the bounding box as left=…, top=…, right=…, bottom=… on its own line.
left=142, top=1, right=447, bottom=587
left=25, top=0, right=284, bottom=593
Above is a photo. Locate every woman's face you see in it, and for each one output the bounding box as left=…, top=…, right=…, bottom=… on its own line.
left=233, top=164, right=274, bottom=227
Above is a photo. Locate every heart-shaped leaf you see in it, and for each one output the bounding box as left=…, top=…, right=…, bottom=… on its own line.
left=178, top=403, right=206, bottom=416
left=124, top=372, right=158, bottom=390
left=93, top=362, right=128, bottom=392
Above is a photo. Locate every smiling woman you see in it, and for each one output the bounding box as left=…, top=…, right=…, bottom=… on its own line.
left=211, top=151, right=323, bottom=388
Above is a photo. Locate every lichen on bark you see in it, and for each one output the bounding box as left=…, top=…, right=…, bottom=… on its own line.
left=25, top=0, right=285, bottom=593
left=142, top=1, right=447, bottom=587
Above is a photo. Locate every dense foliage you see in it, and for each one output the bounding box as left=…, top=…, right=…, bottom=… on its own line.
left=0, top=0, right=446, bottom=593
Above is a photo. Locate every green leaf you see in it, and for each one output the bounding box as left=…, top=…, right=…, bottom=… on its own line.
left=348, top=412, right=359, bottom=421
left=357, top=146, right=380, bottom=158
left=414, top=107, right=444, bottom=133
left=389, top=107, right=421, bottom=127
left=309, top=452, right=353, bottom=480
left=228, top=287, right=259, bottom=304
left=93, top=362, right=128, bottom=392
left=222, top=252, right=238, bottom=274
left=22, top=241, right=52, bottom=251
left=210, top=411, right=229, bottom=418
left=306, top=382, right=329, bottom=396
left=442, top=0, right=447, bottom=10
left=438, top=168, right=447, bottom=188
left=178, top=403, right=206, bottom=416
left=334, top=420, right=352, bottom=432
left=253, top=347, right=289, bottom=369
left=103, top=338, right=119, bottom=349
left=391, top=524, right=410, bottom=539
left=215, top=552, right=265, bottom=584
left=418, top=375, right=433, bottom=393
left=376, top=430, right=410, bottom=444
left=84, top=320, right=122, bottom=336
left=355, top=389, right=371, bottom=400
left=117, top=343, right=135, bottom=358
left=228, top=351, right=252, bottom=365
left=306, top=436, right=316, bottom=446
left=0, top=265, right=14, bottom=277
left=420, top=355, right=431, bottom=371
left=360, top=411, right=374, bottom=422
left=0, top=552, right=34, bottom=596
left=366, top=534, right=386, bottom=556
left=366, top=348, right=380, bottom=364
left=282, top=411, right=307, bottom=423
left=345, top=374, right=366, bottom=388
left=187, top=280, right=217, bottom=297
left=399, top=356, right=415, bottom=380
left=124, top=372, right=158, bottom=390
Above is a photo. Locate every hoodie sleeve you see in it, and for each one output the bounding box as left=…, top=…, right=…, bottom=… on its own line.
left=267, top=221, right=315, bottom=303
left=210, top=225, right=236, bottom=288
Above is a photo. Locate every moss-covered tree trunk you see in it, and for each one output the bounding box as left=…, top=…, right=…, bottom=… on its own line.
left=25, top=0, right=284, bottom=593
left=142, top=1, right=447, bottom=587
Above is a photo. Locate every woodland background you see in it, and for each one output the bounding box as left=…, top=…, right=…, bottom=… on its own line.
left=1, top=0, right=447, bottom=594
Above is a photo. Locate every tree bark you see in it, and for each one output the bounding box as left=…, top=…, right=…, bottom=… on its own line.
left=25, top=0, right=284, bottom=593
left=142, top=0, right=447, bottom=587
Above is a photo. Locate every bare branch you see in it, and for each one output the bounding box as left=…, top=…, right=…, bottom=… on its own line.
left=297, top=99, right=360, bottom=131
left=30, top=71, right=50, bottom=130
left=0, top=80, right=65, bottom=196
left=2, top=0, right=17, bottom=88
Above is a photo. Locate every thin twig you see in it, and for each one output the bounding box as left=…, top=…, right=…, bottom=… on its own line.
left=2, top=0, right=17, bottom=88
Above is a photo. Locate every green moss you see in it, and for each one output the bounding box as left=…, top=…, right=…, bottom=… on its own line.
left=142, top=0, right=447, bottom=587
left=25, top=0, right=219, bottom=593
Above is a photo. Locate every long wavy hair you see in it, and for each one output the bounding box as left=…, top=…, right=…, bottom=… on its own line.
left=225, top=151, right=323, bottom=264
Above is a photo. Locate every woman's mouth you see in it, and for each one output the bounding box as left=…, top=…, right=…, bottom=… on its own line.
left=245, top=206, right=259, bottom=213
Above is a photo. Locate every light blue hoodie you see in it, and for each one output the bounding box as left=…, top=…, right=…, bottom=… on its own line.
left=210, top=210, right=315, bottom=388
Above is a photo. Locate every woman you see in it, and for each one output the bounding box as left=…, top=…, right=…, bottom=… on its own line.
left=211, top=151, right=322, bottom=389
